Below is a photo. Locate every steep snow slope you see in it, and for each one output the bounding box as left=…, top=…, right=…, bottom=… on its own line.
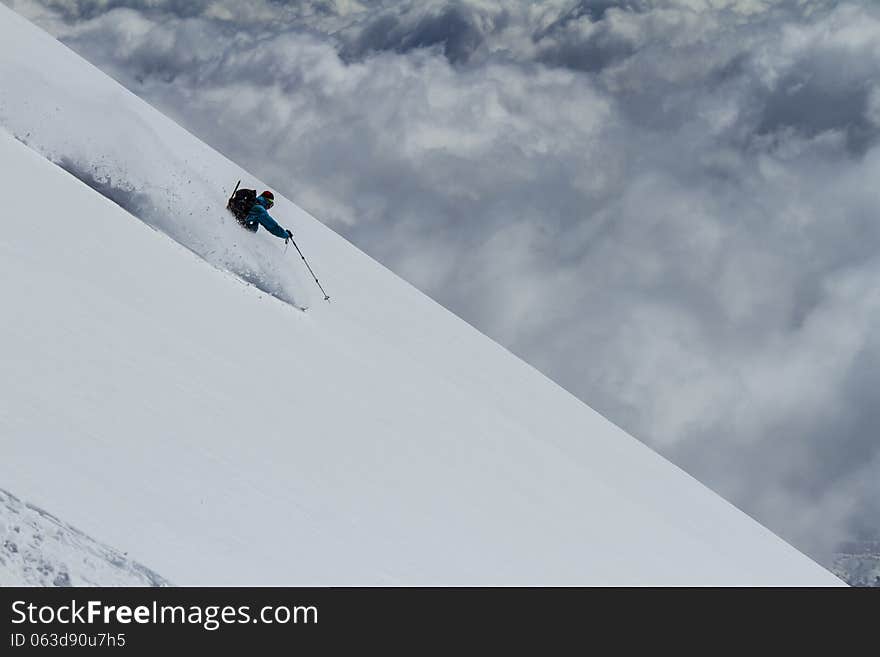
left=0, top=6, right=841, bottom=584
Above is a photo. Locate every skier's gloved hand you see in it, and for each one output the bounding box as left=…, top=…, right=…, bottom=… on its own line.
left=285, top=229, right=293, bottom=243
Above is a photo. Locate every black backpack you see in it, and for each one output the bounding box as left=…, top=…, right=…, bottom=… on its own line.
left=227, top=187, right=257, bottom=224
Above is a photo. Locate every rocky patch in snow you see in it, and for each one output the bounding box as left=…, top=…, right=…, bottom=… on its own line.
left=0, top=488, right=170, bottom=587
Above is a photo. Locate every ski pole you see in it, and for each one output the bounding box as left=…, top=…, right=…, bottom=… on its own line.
left=227, top=180, right=241, bottom=209
left=289, top=237, right=330, bottom=301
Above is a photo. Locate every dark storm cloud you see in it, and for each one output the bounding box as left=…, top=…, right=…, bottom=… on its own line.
left=756, top=58, right=880, bottom=156
left=8, top=0, right=880, bottom=564
left=338, top=4, right=490, bottom=64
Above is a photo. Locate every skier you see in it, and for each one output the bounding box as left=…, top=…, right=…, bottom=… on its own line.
left=226, top=182, right=331, bottom=302
left=245, top=191, right=293, bottom=242
left=228, top=188, right=292, bottom=242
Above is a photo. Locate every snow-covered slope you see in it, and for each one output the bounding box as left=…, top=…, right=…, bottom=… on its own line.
left=0, top=5, right=841, bottom=585
left=0, top=489, right=169, bottom=587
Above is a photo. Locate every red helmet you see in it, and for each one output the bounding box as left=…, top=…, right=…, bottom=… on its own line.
left=261, top=190, right=274, bottom=201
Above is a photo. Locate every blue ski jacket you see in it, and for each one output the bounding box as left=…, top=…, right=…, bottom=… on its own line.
left=247, top=196, right=289, bottom=239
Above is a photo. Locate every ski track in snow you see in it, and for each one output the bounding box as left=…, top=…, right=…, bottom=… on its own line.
left=50, top=151, right=311, bottom=311
left=4, top=95, right=309, bottom=309
left=0, top=488, right=170, bottom=587
left=53, top=148, right=304, bottom=307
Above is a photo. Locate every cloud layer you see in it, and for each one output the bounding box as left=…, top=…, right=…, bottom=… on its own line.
left=9, top=0, right=880, bottom=563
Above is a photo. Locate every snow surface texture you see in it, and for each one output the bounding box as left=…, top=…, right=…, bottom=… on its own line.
left=832, top=542, right=880, bottom=587
left=0, top=6, right=842, bottom=585
left=0, top=489, right=169, bottom=587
